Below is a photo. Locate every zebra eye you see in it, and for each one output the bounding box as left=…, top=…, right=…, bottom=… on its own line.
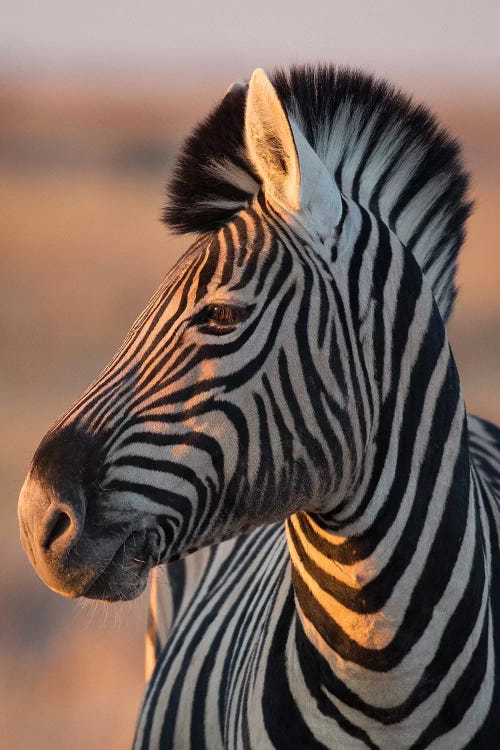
left=193, top=303, right=252, bottom=333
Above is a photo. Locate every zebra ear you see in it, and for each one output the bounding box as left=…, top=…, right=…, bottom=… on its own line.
left=245, top=68, right=342, bottom=234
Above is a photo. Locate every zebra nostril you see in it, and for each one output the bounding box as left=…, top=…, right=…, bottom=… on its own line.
left=42, top=509, right=73, bottom=550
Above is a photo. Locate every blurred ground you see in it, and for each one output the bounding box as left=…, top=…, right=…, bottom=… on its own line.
left=1, top=76, right=499, bottom=749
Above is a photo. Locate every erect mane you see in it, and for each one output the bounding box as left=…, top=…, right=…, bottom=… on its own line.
left=164, top=64, right=472, bottom=322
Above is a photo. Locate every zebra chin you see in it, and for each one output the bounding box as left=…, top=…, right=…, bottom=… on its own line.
left=81, top=527, right=167, bottom=602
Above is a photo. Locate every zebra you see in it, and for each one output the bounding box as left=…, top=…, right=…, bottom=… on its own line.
left=18, top=64, right=500, bottom=749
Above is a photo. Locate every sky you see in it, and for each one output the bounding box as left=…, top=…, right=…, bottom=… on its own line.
left=2, top=0, right=500, bottom=85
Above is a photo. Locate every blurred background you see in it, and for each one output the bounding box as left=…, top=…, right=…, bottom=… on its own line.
left=1, top=1, right=499, bottom=748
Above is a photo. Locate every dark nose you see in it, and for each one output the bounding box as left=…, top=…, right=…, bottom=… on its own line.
left=18, top=470, right=88, bottom=596
left=18, top=424, right=102, bottom=596
left=19, top=473, right=86, bottom=555
left=41, top=500, right=80, bottom=552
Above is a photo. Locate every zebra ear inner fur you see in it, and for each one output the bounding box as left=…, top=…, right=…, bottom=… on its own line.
left=245, top=68, right=342, bottom=236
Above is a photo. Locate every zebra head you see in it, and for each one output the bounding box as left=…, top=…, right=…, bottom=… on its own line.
left=18, top=66, right=469, bottom=602
left=18, top=70, right=361, bottom=601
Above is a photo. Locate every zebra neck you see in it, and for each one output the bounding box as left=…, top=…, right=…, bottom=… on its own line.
left=284, top=355, right=486, bottom=704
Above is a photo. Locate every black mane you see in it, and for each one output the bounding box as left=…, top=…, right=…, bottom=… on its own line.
left=164, top=64, right=472, bottom=321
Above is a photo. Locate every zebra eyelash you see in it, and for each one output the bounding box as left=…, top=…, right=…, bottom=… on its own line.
left=191, top=302, right=255, bottom=334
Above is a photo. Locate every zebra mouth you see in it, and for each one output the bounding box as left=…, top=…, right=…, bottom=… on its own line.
left=83, top=526, right=167, bottom=602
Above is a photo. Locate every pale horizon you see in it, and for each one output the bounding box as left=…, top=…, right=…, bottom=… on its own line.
left=2, top=0, right=500, bottom=84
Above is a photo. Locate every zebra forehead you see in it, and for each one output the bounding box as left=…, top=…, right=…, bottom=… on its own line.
left=160, top=218, right=269, bottom=293
left=163, top=63, right=472, bottom=323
